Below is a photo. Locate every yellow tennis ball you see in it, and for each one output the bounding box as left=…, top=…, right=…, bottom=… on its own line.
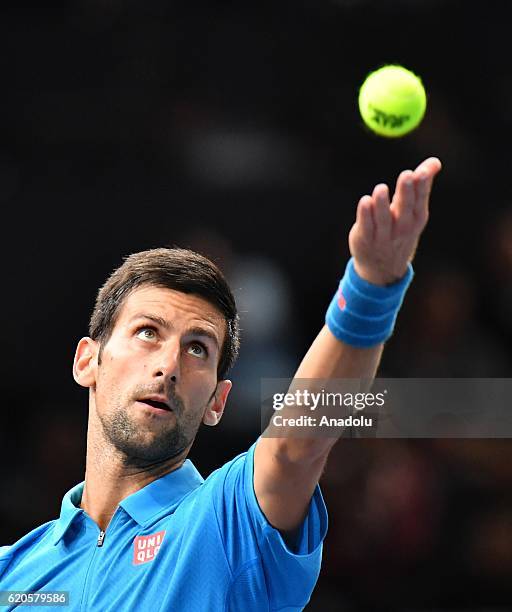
left=358, top=65, right=427, bottom=137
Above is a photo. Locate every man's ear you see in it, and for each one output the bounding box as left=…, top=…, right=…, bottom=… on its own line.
left=203, top=380, right=232, bottom=426
left=73, top=337, right=99, bottom=388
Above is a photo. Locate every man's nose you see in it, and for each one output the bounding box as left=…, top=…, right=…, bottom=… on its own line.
left=152, top=338, right=180, bottom=383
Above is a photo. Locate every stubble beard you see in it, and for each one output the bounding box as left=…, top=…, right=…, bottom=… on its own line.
left=98, top=385, right=203, bottom=468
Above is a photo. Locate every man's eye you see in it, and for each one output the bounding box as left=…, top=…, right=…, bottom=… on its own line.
left=188, top=343, right=207, bottom=358
left=136, top=327, right=157, bottom=341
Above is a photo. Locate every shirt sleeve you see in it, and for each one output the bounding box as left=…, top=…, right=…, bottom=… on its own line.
left=209, top=438, right=328, bottom=610
left=0, top=546, right=12, bottom=580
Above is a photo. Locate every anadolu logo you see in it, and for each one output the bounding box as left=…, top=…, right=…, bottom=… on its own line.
left=133, top=530, right=166, bottom=565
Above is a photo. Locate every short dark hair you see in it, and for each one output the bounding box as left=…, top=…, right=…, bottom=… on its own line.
left=88, top=247, right=240, bottom=380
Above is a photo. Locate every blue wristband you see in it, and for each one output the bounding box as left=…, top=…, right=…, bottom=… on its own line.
left=325, top=257, right=414, bottom=347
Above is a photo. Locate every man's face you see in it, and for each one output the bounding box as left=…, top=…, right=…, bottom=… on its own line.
left=86, top=285, right=229, bottom=466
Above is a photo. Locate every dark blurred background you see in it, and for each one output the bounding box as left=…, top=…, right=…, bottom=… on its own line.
left=1, top=0, right=512, bottom=609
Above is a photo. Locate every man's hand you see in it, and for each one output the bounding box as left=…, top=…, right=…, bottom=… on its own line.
left=349, top=157, right=442, bottom=286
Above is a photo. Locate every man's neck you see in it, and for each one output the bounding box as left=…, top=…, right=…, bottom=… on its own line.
left=80, top=445, right=187, bottom=531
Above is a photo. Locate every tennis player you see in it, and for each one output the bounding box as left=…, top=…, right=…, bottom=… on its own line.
left=0, top=157, right=441, bottom=610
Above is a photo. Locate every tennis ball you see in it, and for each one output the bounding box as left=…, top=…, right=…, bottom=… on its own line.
left=358, top=65, right=427, bottom=137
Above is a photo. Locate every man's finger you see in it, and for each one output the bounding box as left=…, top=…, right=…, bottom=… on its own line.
left=413, top=170, right=431, bottom=226
left=390, top=169, right=415, bottom=223
left=356, top=195, right=375, bottom=242
left=413, top=157, right=442, bottom=225
left=372, top=183, right=392, bottom=242
left=413, top=156, right=442, bottom=177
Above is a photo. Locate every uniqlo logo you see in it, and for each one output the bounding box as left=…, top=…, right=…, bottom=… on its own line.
left=133, top=530, right=166, bottom=565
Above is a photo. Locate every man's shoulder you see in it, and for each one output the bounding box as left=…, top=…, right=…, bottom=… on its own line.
left=1, top=519, right=56, bottom=558
left=174, top=443, right=255, bottom=516
left=199, top=442, right=256, bottom=491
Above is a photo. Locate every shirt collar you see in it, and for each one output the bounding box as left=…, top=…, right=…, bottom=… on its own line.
left=52, top=481, right=85, bottom=545
left=120, top=459, right=204, bottom=525
left=52, top=459, right=204, bottom=545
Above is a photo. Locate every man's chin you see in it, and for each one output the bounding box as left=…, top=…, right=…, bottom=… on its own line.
left=100, top=408, right=194, bottom=466
left=118, top=445, right=184, bottom=467
left=115, top=431, right=190, bottom=466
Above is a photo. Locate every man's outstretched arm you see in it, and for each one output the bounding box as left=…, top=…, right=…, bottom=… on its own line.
left=254, top=157, right=442, bottom=534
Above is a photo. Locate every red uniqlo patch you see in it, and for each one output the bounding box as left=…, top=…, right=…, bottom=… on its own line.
left=133, top=530, right=166, bottom=565
left=337, top=288, right=346, bottom=310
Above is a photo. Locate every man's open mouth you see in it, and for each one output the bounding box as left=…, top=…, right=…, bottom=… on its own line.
left=137, top=399, right=172, bottom=412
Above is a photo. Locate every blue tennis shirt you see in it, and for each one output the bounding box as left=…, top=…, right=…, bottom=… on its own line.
left=0, top=440, right=328, bottom=611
